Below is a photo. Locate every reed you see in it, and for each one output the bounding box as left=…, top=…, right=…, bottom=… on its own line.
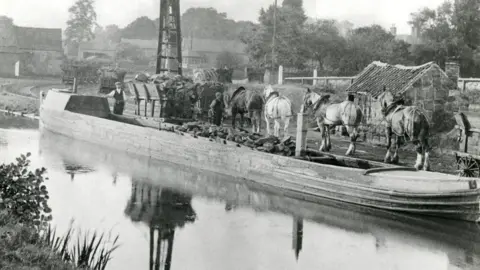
left=42, top=223, right=120, bottom=270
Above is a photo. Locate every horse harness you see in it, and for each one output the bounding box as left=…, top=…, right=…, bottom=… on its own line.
left=264, top=91, right=293, bottom=119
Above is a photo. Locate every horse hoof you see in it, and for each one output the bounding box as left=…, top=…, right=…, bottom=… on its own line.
left=391, top=157, right=399, bottom=164
left=414, top=164, right=423, bottom=170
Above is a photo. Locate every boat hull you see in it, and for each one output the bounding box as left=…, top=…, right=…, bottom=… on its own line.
left=39, top=91, right=480, bottom=222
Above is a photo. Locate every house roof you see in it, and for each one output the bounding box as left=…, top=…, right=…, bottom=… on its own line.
left=78, top=40, right=117, bottom=52
left=120, top=38, right=157, bottom=49
left=15, top=26, right=62, bottom=52
left=345, top=61, right=447, bottom=97
left=120, top=37, right=247, bottom=55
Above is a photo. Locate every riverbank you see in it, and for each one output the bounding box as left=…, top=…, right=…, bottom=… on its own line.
left=0, top=211, right=79, bottom=270
left=0, top=153, right=118, bottom=270
left=0, top=77, right=64, bottom=115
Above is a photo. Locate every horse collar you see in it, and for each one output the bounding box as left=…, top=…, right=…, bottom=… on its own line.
left=383, top=103, right=401, bottom=116
left=266, top=91, right=279, bottom=102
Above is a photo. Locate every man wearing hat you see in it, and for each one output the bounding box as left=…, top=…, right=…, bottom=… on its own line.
left=106, top=81, right=127, bottom=115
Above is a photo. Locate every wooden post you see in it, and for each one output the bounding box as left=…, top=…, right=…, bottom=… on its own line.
left=463, top=80, right=467, bottom=92
left=72, top=77, right=78, bottom=93
left=313, top=69, right=317, bottom=86
left=295, top=113, right=308, bottom=157
left=278, top=65, right=283, bottom=85
left=151, top=100, right=156, bottom=117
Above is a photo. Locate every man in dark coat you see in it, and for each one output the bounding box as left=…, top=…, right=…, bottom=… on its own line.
left=209, top=92, right=225, bottom=126
left=106, top=81, right=127, bottom=115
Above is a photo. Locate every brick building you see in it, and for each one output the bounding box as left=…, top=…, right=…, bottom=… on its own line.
left=0, top=16, right=63, bottom=77
left=346, top=61, right=458, bottom=139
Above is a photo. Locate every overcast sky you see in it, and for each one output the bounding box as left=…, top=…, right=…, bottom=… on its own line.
left=1, top=0, right=446, bottom=34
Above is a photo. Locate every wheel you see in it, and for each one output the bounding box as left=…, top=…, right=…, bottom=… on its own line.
left=455, top=153, right=480, bottom=177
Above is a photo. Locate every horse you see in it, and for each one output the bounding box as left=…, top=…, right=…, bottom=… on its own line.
left=263, top=85, right=294, bottom=138
left=376, top=88, right=431, bottom=171
left=302, top=88, right=363, bottom=156
left=224, top=86, right=264, bottom=133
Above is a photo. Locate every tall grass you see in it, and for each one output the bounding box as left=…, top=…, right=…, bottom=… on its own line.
left=41, top=223, right=120, bottom=270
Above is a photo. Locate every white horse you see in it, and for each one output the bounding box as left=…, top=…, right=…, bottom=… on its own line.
left=302, top=89, right=363, bottom=156
left=263, top=85, right=293, bottom=137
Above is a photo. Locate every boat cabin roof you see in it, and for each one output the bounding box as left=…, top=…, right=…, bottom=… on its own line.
left=42, top=90, right=111, bottom=118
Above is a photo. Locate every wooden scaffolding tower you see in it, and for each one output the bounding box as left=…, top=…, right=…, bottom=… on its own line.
left=156, top=0, right=183, bottom=75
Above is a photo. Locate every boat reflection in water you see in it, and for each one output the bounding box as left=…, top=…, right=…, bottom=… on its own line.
left=124, top=182, right=196, bottom=270
left=38, top=129, right=480, bottom=270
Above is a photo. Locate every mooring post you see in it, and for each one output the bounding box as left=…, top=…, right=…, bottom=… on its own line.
left=295, top=112, right=308, bottom=157
left=72, top=77, right=78, bottom=93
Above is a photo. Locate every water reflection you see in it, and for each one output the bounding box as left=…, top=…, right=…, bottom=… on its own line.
left=36, top=128, right=480, bottom=270
left=125, top=182, right=196, bottom=270
left=292, top=218, right=303, bottom=260
left=0, top=122, right=478, bottom=269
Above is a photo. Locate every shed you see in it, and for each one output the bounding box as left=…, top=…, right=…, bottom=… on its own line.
left=345, top=61, right=458, bottom=137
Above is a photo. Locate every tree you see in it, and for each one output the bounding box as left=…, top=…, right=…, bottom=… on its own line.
left=64, top=0, right=97, bottom=47
left=337, top=25, right=412, bottom=75
left=304, top=19, right=347, bottom=73
left=408, top=0, right=480, bottom=76
left=104, top=24, right=122, bottom=43
left=244, top=0, right=309, bottom=69
left=122, top=16, right=157, bottom=40
left=180, top=7, right=240, bottom=40
left=216, top=51, right=241, bottom=68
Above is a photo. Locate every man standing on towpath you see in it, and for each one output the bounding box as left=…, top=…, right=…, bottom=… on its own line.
left=209, top=92, right=225, bottom=126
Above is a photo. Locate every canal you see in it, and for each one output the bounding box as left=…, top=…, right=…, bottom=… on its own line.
left=0, top=114, right=479, bottom=270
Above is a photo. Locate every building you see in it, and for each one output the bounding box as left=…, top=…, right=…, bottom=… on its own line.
left=77, top=40, right=117, bottom=60
left=395, top=24, right=423, bottom=45
left=119, top=38, right=157, bottom=58
left=119, top=37, right=248, bottom=69
left=345, top=61, right=458, bottom=139
left=0, top=16, right=63, bottom=77
left=182, top=37, right=248, bottom=69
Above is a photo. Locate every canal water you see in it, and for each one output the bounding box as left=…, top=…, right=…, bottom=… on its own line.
left=0, top=114, right=479, bottom=270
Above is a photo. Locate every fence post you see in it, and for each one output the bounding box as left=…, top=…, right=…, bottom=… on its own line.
left=278, top=65, right=283, bottom=85
left=313, top=69, right=317, bottom=86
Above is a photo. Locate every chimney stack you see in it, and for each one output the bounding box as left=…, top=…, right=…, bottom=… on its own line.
left=390, top=24, right=397, bottom=36
left=445, top=59, right=460, bottom=87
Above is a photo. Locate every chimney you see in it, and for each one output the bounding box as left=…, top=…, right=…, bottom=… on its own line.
left=390, top=24, right=397, bottom=36
left=445, top=60, right=460, bottom=86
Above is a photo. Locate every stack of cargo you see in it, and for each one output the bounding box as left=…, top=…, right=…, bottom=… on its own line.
left=175, top=121, right=297, bottom=156
left=134, top=70, right=226, bottom=120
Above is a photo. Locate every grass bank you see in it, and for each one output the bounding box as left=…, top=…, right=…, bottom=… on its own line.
left=0, top=77, right=63, bottom=115
left=0, top=153, right=119, bottom=270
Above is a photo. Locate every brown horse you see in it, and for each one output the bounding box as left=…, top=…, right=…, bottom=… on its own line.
left=302, top=88, right=363, bottom=156
left=376, top=88, right=431, bottom=171
left=224, top=86, right=264, bottom=133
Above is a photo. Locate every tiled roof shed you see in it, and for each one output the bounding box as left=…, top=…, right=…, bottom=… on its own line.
left=345, top=61, right=450, bottom=98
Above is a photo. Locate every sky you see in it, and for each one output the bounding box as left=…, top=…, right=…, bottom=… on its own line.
left=0, top=0, right=447, bottom=35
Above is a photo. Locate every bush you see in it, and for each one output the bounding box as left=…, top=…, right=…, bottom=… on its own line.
left=0, top=153, right=52, bottom=227
left=0, top=153, right=119, bottom=270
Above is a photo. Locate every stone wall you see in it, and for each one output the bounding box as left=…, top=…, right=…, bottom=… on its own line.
left=19, top=50, right=63, bottom=76
left=0, top=52, right=18, bottom=76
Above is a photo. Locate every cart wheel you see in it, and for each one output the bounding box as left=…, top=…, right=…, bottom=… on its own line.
left=456, top=154, right=480, bottom=177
